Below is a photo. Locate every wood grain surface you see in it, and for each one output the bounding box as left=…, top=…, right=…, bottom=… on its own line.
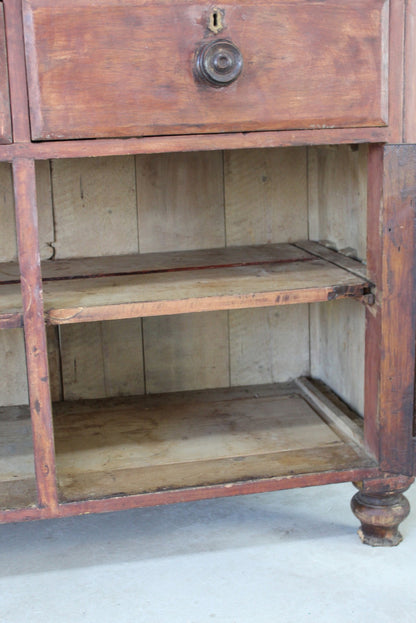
left=0, top=5, right=11, bottom=143
left=23, top=0, right=388, bottom=140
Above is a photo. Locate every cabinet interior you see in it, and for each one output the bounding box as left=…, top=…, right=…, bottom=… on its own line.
left=0, top=144, right=372, bottom=507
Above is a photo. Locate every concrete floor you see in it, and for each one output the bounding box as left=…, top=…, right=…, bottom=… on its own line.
left=0, top=482, right=415, bottom=622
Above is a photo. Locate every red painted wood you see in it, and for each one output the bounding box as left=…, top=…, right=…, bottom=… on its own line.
left=3, top=0, right=31, bottom=141
left=13, top=158, right=58, bottom=510
left=23, top=0, right=388, bottom=141
left=0, top=465, right=380, bottom=525
left=367, top=145, right=416, bottom=475
left=0, top=126, right=390, bottom=163
left=404, top=0, right=416, bottom=142
left=0, top=4, right=11, bottom=143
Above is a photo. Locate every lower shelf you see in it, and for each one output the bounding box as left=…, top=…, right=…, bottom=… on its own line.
left=52, top=379, right=375, bottom=503
left=0, top=379, right=377, bottom=511
left=0, top=404, right=37, bottom=511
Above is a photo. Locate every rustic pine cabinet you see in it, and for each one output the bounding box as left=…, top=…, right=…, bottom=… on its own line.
left=0, top=0, right=415, bottom=546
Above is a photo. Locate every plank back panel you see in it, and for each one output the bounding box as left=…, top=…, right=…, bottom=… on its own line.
left=224, top=148, right=310, bottom=385
left=50, top=156, right=144, bottom=400
left=137, top=151, right=229, bottom=393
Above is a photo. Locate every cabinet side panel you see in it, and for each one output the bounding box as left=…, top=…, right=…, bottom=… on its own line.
left=51, top=157, right=144, bottom=399
left=224, top=148, right=310, bottom=385
left=309, top=145, right=367, bottom=415
left=137, top=152, right=229, bottom=393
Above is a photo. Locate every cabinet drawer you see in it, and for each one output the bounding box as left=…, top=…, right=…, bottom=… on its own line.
left=0, top=3, right=11, bottom=144
left=23, top=0, right=388, bottom=141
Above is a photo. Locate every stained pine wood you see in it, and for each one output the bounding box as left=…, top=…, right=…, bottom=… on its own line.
left=2, top=0, right=31, bottom=142
left=50, top=382, right=375, bottom=502
left=224, top=148, right=310, bottom=385
left=137, top=151, right=229, bottom=394
left=23, top=0, right=388, bottom=141
left=0, top=163, right=16, bottom=262
left=0, top=404, right=37, bottom=510
left=0, top=127, right=390, bottom=163
left=13, top=158, right=58, bottom=510
left=308, top=145, right=368, bottom=415
left=0, top=243, right=313, bottom=284
left=0, top=5, right=11, bottom=144
left=41, top=255, right=371, bottom=325
left=0, top=328, right=27, bottom=406
left=50, top=156, right=143, bottom=400
left=404, top=0, right=416, bottom=142
left=367, top=145, right=416, bottom=475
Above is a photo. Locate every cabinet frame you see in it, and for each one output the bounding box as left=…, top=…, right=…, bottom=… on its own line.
left=0, top=0, right=415, bottom=546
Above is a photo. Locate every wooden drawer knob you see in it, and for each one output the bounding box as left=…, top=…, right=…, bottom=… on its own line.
left=195, top=40, right=243, bottom=86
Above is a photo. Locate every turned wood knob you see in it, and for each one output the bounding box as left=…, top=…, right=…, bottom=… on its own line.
left=195, top=40, right=243, bottom=86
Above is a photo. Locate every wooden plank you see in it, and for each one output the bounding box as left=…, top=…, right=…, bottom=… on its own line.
left=308, top=145, right=368, bottom=261
left=42, top=258, right=371, bottom=325
left=386, top=0, right=405, bottom=143
left=60, top=319, right=144, bottom=400
left=224, top=147, right=310, bottom=385
left=224, top=149, right=308, bottom=245
left=0, top=127, right=390, bottom=163
left=51, top=156, right=143, bottom=400
left=308, top=145, right=368, bottom=416
left=51, top=382, right=375, bottom=501
left=369, top=145, right=416, bottom=474
left=3, top=0, right=31, bottom=142
left=0, top=463, right=380, bottom=524
left=294, top=241, right=369, bottom=281
left=0, top=328, right=28, bottom=405
left=310, top=300, right=366, bottom=416
left=138, top=151, right=228, bottom=394
left=136, top=152, right=225, bottom=253
left=51, top=156, right=138, bottom=258
left=295, top=377, right=365, bottom=449
left=35, top=160, right=55, bottom=261
left=23, top=0, right=387, bottom=141
left=0, top=404, right=37, bottom=510
left=0, top=163, right=16, bottom=262
left=0, top=4, right=11, bottom=144
left=13, top=158, right=58, bottom=509
left=404, top=0, right=416, bottom=142
left=0, top=243, right=313, bottom=284
left=143, top=312, right=229, bottom=393
left=229, top=307, right=309, bottom=385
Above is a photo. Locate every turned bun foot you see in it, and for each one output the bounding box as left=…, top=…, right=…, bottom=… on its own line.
left=351, top=478, right=413, bottom=546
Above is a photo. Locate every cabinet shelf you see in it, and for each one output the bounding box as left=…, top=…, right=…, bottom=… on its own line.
left=0, top=241, right=370, bottom=327
left=50, top=378, right=375, bottom=503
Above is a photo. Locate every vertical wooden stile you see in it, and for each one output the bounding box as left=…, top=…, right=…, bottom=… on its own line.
left=365, top=144, right=416, bottom=473
left=404, top=0, right=416, bottom=142
left=3, top=0, right=31, bottom=142
left=12, top=157, right=58, bottom=509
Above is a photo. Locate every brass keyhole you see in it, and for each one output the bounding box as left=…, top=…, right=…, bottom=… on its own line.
left=209, top=8, right=224, bottom=34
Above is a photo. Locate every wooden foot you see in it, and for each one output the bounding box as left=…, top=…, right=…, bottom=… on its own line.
left=351, top=477, right=414, bottom=546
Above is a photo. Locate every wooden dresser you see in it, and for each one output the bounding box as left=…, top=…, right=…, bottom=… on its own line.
left=0, top=0, right=415, bottom=546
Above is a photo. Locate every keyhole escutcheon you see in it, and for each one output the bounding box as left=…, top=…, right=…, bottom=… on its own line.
left=209, top=8, right=224, bottom=34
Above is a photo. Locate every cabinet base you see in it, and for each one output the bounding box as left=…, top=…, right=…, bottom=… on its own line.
left=351, top=477, right=414, bottom=546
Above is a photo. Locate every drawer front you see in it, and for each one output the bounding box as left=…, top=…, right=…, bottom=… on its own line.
left=23, top=0, right=388, bottom=141
left=0, top=3, right=11, bottom=144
